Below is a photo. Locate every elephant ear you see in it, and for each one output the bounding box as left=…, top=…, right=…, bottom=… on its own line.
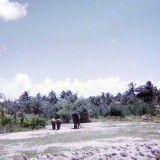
left=51, top=118, right=55, bottom=121
left=57, top=118, right=63, bottom=122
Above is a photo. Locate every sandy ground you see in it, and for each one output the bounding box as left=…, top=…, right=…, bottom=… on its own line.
left=0, top=121, right=160, bottom=160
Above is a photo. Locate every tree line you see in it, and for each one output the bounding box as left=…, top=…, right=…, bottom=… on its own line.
left=0, top=81, right=160, bottom=133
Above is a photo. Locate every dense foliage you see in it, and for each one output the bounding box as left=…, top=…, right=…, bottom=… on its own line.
left=0, top=81, right=160, bottom=133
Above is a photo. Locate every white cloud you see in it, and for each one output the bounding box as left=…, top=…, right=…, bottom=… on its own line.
left=155, top=81, right=160, bottom=89
left=0, top=73, right=130, bottom=100
left=0, top=0, right=28, bottom=21
left=1, top=73, right=158, bottom=100
left=0, top=73, right=33, bottom=100
left=35, top=77, right=130, bottom=98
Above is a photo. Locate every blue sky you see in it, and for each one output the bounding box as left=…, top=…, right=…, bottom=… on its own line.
left=0, top=0, right=160, bottom=99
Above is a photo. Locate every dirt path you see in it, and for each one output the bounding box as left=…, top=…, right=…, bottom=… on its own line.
left=0, top=121, right=160, bottom=159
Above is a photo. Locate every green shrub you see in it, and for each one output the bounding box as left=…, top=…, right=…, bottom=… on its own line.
left=110, top=104, right=131, bottom=117
left=128, top=102, right=154, bottom=116
left=54, top=99, right=73, bottom=123
left=57, top=109, right=71, bottom=123
left=19, top=114, right=47, bottom=129
left=90, top=104, right=100, bottom=118
left=99, top=104, right=111, bottom=117
left=0, top=106, right=16, bottom=133
left=0, top=116, right=16, bottom=133
left=110, top=104, right=122, bottom=117
left=89, top=104, right=111, bottom=118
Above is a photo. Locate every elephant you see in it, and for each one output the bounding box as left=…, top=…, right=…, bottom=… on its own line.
left=51, top=118, right=63, bottom=130
left=56, top=118, right=63, bottom=130
left=72, top=112, right=80, bottom=129
left=51, top=118, right=56, bottom=130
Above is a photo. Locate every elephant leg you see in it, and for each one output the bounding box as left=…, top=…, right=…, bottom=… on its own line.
left=74, top=123, right=76, bottom=129
left=59, top=123, right=61, bottom=130
left=74, top=123, right=77, bottom=129
left=56, top=119, right=62, bottom=130
left=57, top=122, right=60, bottom=130
left=51, top=122, right=56, bottom=130
left=53, top=124, right=56, bottom=130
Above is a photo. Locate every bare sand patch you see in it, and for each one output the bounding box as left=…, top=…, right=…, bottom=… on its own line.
left=0, top=121, right=160, bottom=160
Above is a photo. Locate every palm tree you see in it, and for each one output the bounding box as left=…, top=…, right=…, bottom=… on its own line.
left=101, top=92, right=113, bottom=105
left=136, top=81, right=158, bottom=105
left=29, top=97, right=44, bottom=116
left=60, top=90, right=77, bottom=103
left=48, top=91, right=58, bottom=104
left=125, top=82, right=136, bottom=104
left=19, top=91, right=31, bottom=101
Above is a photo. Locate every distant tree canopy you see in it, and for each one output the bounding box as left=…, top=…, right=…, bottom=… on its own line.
left=136, top=81, right=158, bottom=104
left=0, top=81, right=160, bottom=128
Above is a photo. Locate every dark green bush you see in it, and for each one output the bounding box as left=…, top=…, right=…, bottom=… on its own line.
left=0, top=106, right=15, bottom=133
left=19, top=114, right=47, bottom=129
left=0, top=116, right=15, bottom=133
left=128, top=102, right=154, bottom=116
left=110, top=104, right=131, bottom=117
left=80, top=108, right=90, bottom=123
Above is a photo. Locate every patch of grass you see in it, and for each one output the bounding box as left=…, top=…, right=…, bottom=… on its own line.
left=0, top=139, right=20, bottom=145
left=14, top=150, right=37, bottom=159
left=80, top=146, right=94, bottom=151
left=23, top=151, right=37, bottom=158
left=2, top=136, right=35, bottom=145
left=43, top=147, right=70, bottom=155
left=140, top=131, right=160, bottom=138
left=20, top=129, right=126, bottom=146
